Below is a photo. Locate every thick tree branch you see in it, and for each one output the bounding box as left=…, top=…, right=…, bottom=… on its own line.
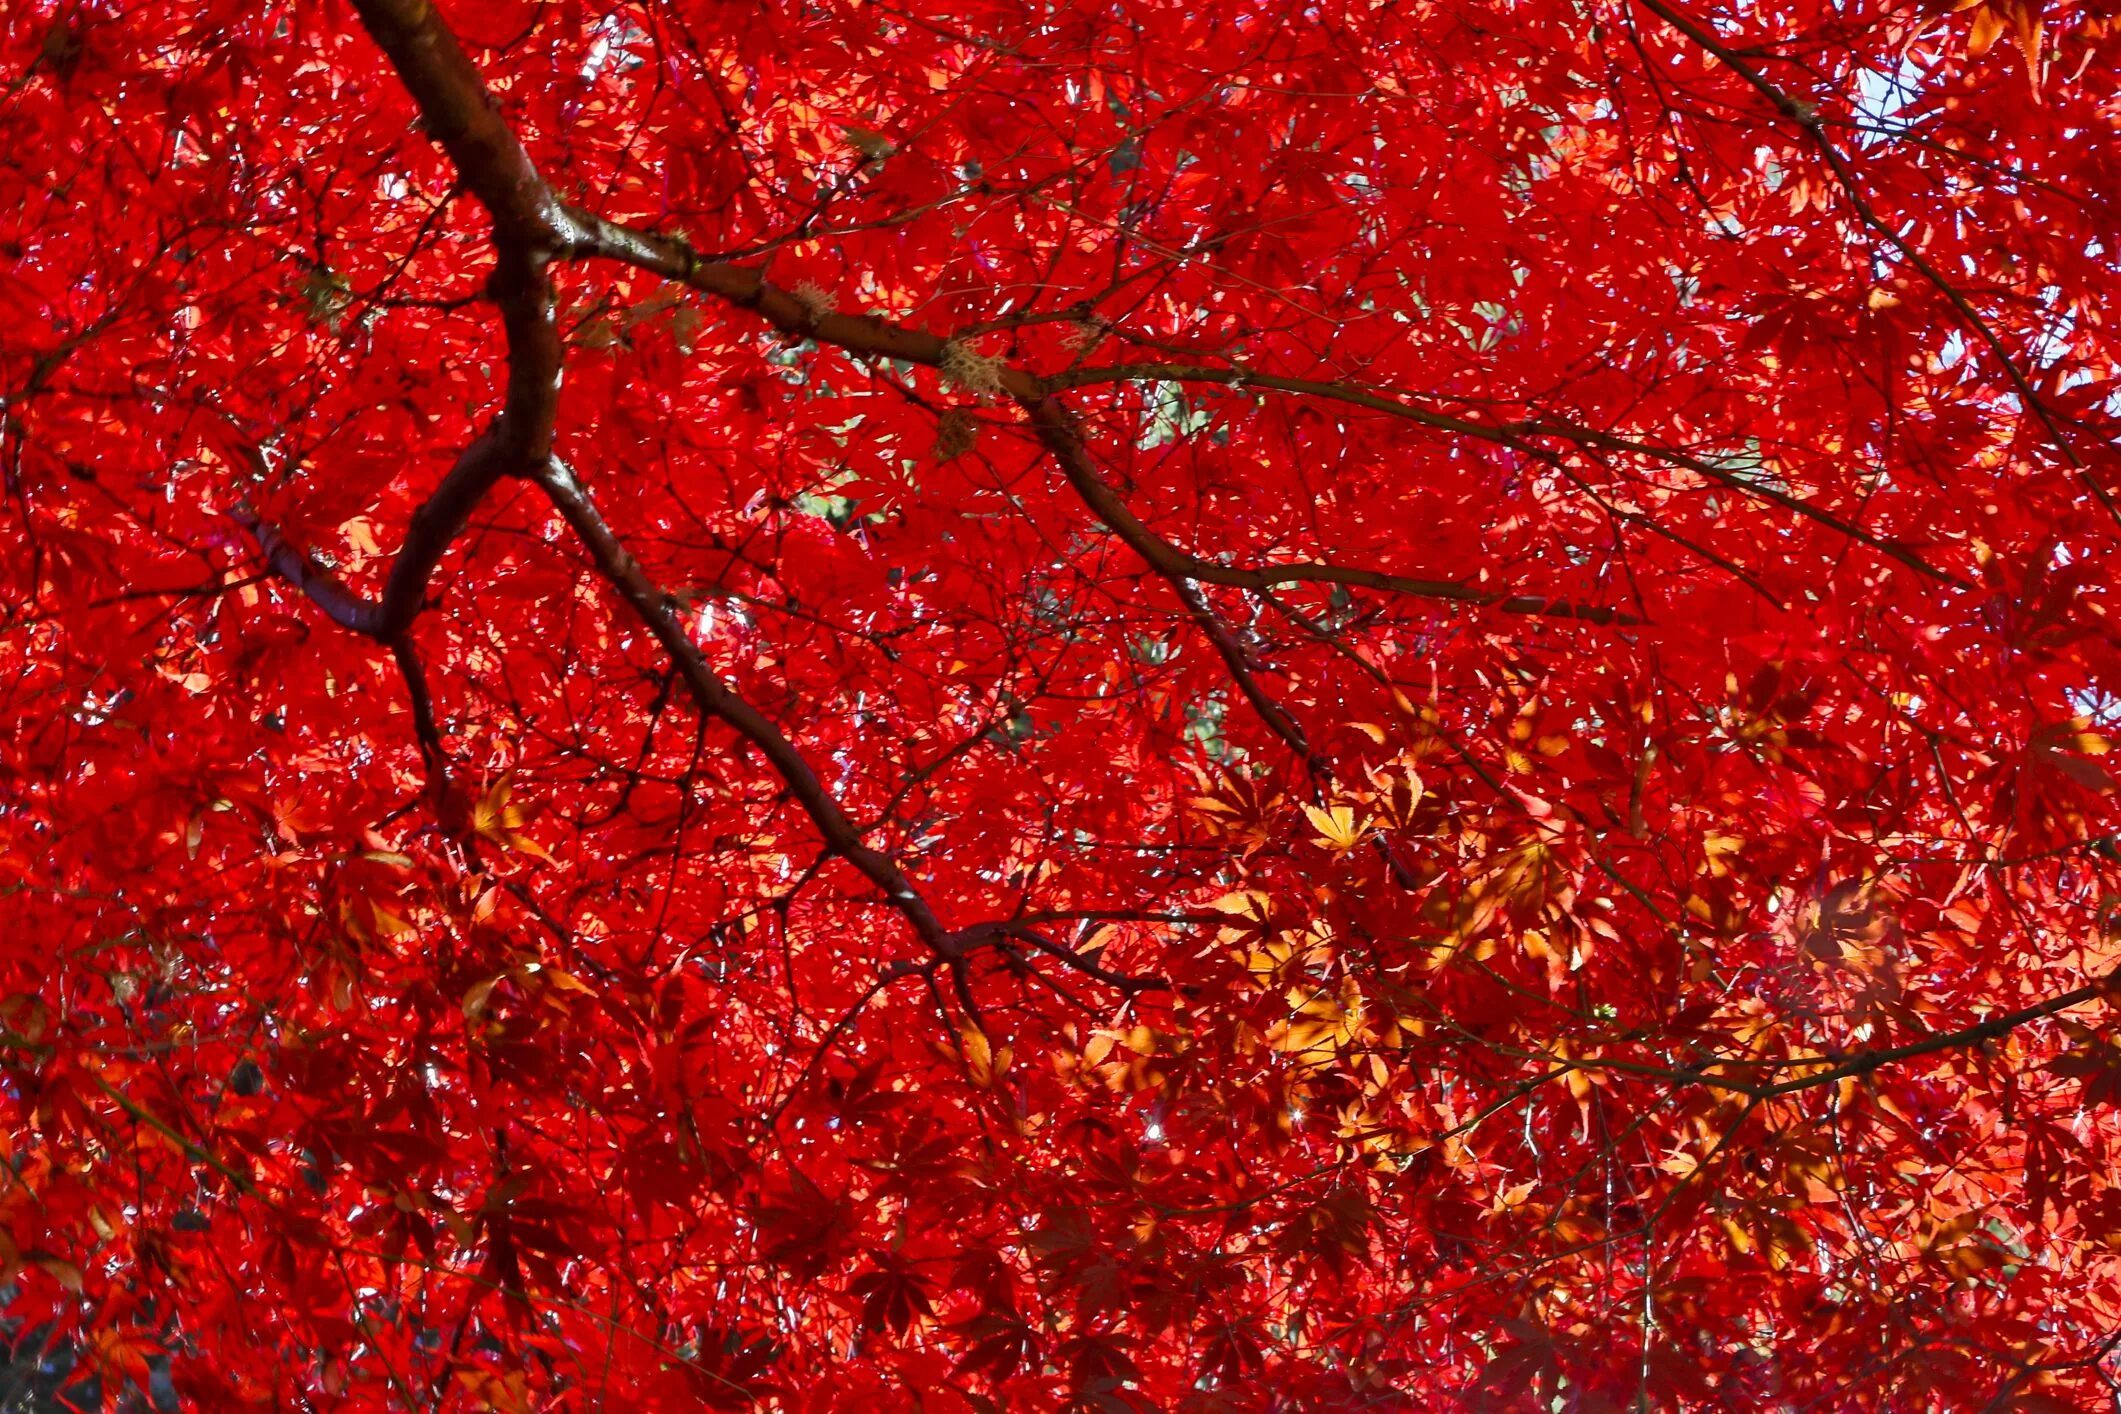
left=1527, top=974, right=2114, bottom=1101
left=347, top=0, right=587, bottom=256
left=259, top=1, right=1180, bottom=981
left=232, top=0, right=582, bottom=817
left=1043, top=363, right=1963, bottom=587
left=567, top=219, right=1649, bottom=614
left=228, top=503, right=389, bottom=637
left=1020, top=397, right=1427, bottom=894
left=392, top=637, right=451, bottom=799
left=533, top=458, right=961, bottom=957
left=578, top=211, right=1610, bottom=821
left=1017, top=400, right=1347, bottom=764
left=1753, top=978, right=2111, bottom=1098
left=534, top=454, right=1179, bottom=980
left=241, top=0, right=577, bottom=641
left=999, top=923, right=1173, bottom=995
left=573, top=216, right=1961, bottom=589
left=1019, top=394, right=1634, bottom=622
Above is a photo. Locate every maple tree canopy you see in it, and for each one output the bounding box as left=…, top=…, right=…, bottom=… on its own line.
left=6, top=0, right=2121, bottom=1406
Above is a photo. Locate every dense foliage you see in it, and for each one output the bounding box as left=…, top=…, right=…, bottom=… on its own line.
left=5, top=0, right=2121, bottom=1405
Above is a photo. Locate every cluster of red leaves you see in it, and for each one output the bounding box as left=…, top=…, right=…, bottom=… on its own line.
left=5, top=0, right=2121, bottom=1407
